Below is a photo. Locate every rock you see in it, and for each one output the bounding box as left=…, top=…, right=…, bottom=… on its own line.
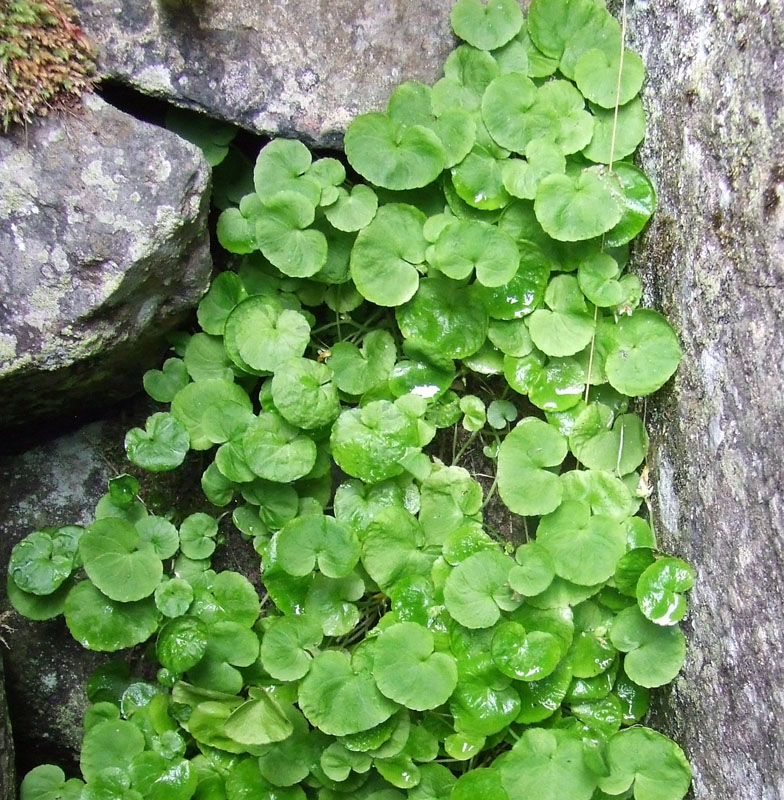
left=620, top=1, right=784, bottom=797
left=0, top=657, right=15, bottom=800
left=71, top=0, right=455, bottom=147
left=0, top=93, right=212, bottom=428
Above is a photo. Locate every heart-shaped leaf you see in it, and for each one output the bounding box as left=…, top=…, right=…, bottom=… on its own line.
left=125, top=412, right=190, bottom=471
left=636, top=557, right=695, bottom=626
left=275, top=514, right=360, bottom=579
left=451, top=0, right=523, bottom=51
left=444, top=549, right=517, bottom=628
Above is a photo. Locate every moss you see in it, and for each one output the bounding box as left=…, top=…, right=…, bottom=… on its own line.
left=0, top=0, right=96, bottom=131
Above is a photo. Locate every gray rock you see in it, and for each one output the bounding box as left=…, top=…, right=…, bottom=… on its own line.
left=0, top=656, right=15, bottom=800
left=71, top=0, right=455, bottom=147
left=0, top=93, right=212, bottom=427
left=620, top=1, right=784, bottom=797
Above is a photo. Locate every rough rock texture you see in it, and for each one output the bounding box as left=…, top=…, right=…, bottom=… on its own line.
left=0, top=92, right=212, bottom=428
left=621, top=2, right=784, bottom=798
left=0, top=397, right=264, bottom=773
left=71, top=0, right=455, bottom=147
left=0, top=657, right=15, bottom=800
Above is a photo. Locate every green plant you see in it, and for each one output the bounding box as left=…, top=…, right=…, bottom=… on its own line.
left=0, top=0, right=95, bottom=131
left=8, top=1, right=695, bottom=798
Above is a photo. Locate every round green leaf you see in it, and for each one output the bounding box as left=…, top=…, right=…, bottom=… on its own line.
left=20, top=765, right=83, bottom=800
left=9, top=526, right=81, bottom=596
left=443, top=549, right=517, bottom=628
left=324, top=184, right=379, bottom=232
left=527, top=0, right=602, bottom=59
left=259, top=615, right=323, bottom=681
left=271, top=358, right=340, bottom=429
left=327, top=329, right=397, bottom=395
left=535, top=169, right=623, bottom=241
left=481, top=72, right=537, bottom=153
left=304, top=572, right=365, bottom=637
left=636, top=558, right=695, bottom=626
left=575, top=48, right=645, bottom=108
left=604, top=163, right=657, bottom=247
left=516, top=661, right=573, bottom=724
left=350, top=203, right=427, bottom=307
left=451, top=768, right=508, bottom=800
left=65, top=581, right=159, bottom=652
left=476, top=245, right=551, bottom=320
left=6, top=573, right=73, bottom=621
left=427, top=219, right=519, bottom=287
left=179, top=513, right=218, bottom=560
left=451, top=0, right=523, bottom=50
left=373, top=622, right=458, bottom=710
left=528, top=274, right=595, bottom=357
left=345, top=112, right=446, bottom=191
left=81, top=718, right=146, bottom=783
left=536, top=500, right=626, bottom=586
left=125, top=412, right=189, bottom=472
left=450, top=676, right=520, bottom=737
left=197, top=271, right=248, bottom=335
left=610, top=606, right=686, bottom=688
left=170, top=379, right=252, bottom=450
left=253, top=138, right=319, bottom=203
left=450, top=145, right=511, bottom=210
left=491, top=621, right=562, bottom=681
left=583, top=98, right=646, bottom=164
left=80, top=518, right=163, bottom=602
left=599, top=727, right=691, bottom=800
left=256, top=191, right=328, bottom=278
left=497, top=728, right=597, bottom=800
left=605, top=310, right=682, bottom=396
left=156, top=616, right=208, bottom=673
left=276, top=514, right=360, bottom=578
left=135, top=516, right=179, bottom=559
left=224, top=690, right=293, bottom=746
left=331, top=400, right=420, bottom=484
left=190, top=571, right=261, bottom=628
left=216, top=206, right=257, bottom=254
left=299, top=650, right=398, bottom=736
left=569, top=405, right=649, bottom=475
left=433, top=45, right=499, bottom=113
left=154, top=578, right=194, bottom=618
left=243, top=412, right=317, bottom=483
left=143, top=358, right=190, bottom=403
left=183, top=333, right=235, bottom=383
left=396, top=278, right=488, bottom=360
left=509, top=542, right=555, bottom=596
left=497, top=417, right=568, bottom=516
left=577, top=252, right=624, bottom=307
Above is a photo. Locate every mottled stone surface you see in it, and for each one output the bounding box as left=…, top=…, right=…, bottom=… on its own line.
left=71, top=0, right=455, bottom=147
left=619, top=1, right=784, bottom=798
left=0, top=657, right=14, bottom=800
left=0, top=93, right=212, bottom=427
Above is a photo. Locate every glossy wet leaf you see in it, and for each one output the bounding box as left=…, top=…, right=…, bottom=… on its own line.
left=6, top=573, right=73, bottom=621
left=451, top=145, right=511, bottom=210
left=497, top=417, right=568, bottom=516
left=610, top=606, right=686, bottom=688
left=79, top=518, right=162, bottom=602
left=636, top=558, right=695, bottom=626
left=156, top=616, right=208, bottom=673
left=9, top=526, right=81, bottom=596
left=80, top=718, right=146, bottom=783
left=497, top=727, right=597, bottom=800
left=536, top=500, right=626, bottom=586
left=350, top=203, right=427, bottom=306
left=451, top=768, right=508, bottom=800
left=259, top=615, right=323, bottom=681
left=535, top=169, right=623, bottom=242
left=516, top=662, right=574, bottom=724
left=450, top=675, right=520, bottom=737
left=345, top=112, right=446, bottom=191
left=223, top=689, right=293, bottom=746
left=443, top=549, right=517, bottom=628
left=604, top=163, right=657, bottom=248
left=125, top=412, right=189, bottom=472
left=271, top=357, right=340, bottom=429
left=373, top=622, right=458, bottom=710
left=451, top=0, right=523, bottom=50
left=491, top=621, right=562, bottom=681
left=243, top=412, right=317, bottom=483
left=276, top=514, right=360, bottom=578
left=327, top=329, right=396, bottom=396
left=427, top=218, right=519, bottom=287
left=299, top=650, right=398, bottom=736
left=476, top=246, right=551, bottom=321
left=604, top=311, right=682, bottom=397
left=154, top=578, right=194, bottom=618
left=583, top=98, right=646, bottom=164
left=614, top=548, right=657, bottom=598
left=65, top=581, right=159, bottom=652
left=20, top=765, right=83, bottom=800
left=331, top=400, right=420, bottom=484
left=599, top=727, right=691, bottom=800
left=190, top=570, right=260, bottom=628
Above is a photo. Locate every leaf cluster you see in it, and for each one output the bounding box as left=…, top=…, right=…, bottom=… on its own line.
left=11, top=2, right=694, bottom=799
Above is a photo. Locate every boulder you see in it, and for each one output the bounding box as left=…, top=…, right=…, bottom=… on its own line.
left=0, top=93, right=212, bottom=428
left=622, top=1, right=784, bottom=797
left=70, top=0, right=455, bottom=147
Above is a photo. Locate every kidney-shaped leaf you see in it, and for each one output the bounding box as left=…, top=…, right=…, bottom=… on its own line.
left=125, top=412, right=190, bottom=472
left=275, top=514, right=360, bottom=579
left=243, top=412, right=317, bottom=483
left=271, top=357, right=340, bottom=430
left=451, top=0, right=523, bottom=50
left=9, top=526, right=82, bottom=596
left=491, top=621, right=562, bottom=682
left=260, top=615, right=323, bottom=681
left=444, top=549, right=517, bottom=628
left=497, top=417, right=568, bottom=516
left=636, top=557, right=695, bottom=626
left=373, top=622, right=458, bottom=710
